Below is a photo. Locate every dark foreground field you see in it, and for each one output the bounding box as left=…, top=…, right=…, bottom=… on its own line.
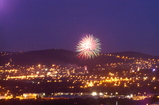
left=0, top=98, right=153, bottom=105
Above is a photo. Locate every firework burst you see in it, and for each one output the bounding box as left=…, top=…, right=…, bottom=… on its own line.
left=76, top=34, right=101, bottom=59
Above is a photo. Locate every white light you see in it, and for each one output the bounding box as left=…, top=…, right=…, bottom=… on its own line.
left=153, top=69, right=156, bottom=72
left=130, top=94, right=133, bottom=97
left=99, top=92, right=103, bottom=95
left=23, top=94, right=27, bottom=98
left=47, top=72, right=51, bottom=75
left=92, top=92, right=97, bottom=96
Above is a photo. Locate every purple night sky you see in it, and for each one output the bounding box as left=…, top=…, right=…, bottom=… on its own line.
left=0, top=0, right=159, bottom=56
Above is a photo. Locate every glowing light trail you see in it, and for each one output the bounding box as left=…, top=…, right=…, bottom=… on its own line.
left=76, top=34, right=101, bottom=59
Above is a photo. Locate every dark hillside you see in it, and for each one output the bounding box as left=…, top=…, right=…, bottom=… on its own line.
left=0, top=49, right=158, bottom=67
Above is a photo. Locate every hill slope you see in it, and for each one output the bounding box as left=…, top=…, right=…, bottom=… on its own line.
left=0, top=49, right=158, bottom=66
